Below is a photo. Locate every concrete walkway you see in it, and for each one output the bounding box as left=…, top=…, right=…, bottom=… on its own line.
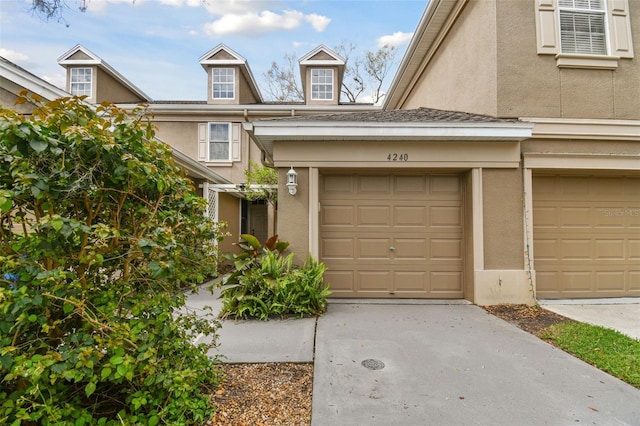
left=184, top=287, right=640, bottom=425
left=540, top=298, right=640, bottom=340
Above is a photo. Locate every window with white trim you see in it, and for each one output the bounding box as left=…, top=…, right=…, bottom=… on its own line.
left=208, top=123, right=230, bottom=161
left=70, top=67, right=92, bottom=97
left=534, top=0, right=634, bottom=68
left=212, top=68, right=235, bottom=99
left=311, top=69, right=333, bottom=100
left=559, top=0, right=607, bottom=55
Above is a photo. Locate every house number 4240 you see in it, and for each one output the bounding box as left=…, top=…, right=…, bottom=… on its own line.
left=387, top=153, right=409, bottom=161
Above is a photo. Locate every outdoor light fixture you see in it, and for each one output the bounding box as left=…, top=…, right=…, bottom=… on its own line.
left=286, top=166, right=298, bottom=195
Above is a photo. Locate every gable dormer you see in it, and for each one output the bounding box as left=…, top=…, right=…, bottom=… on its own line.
left=199, top=44, right=262, bottom=105
left=299, top=45, right=345, bottom=105
left=57, top=45, right=150, bottom=104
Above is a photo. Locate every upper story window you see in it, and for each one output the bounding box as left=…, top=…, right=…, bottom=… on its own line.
left=535, top=0, right=633, bottom=69
left=311, top=69, right=333, bottom=100
left=70, top=67, right=92, bottom=97
left=208, top=123, right=230, bottom=161
left=212, top=68, right=235, bottom=99
left=559, top=0, right=606, bottom=55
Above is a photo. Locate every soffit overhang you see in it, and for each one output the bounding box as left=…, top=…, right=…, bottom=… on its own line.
left=384, top=0, right=467, bottom=110
left=1, top=56, right=69, bottom=100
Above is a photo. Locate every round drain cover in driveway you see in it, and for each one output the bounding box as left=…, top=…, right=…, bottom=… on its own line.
left=361, top=359, right=385, bottom=370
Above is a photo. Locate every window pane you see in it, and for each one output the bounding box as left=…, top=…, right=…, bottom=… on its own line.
left=70, top=68, right=92, bottom=97
left=560, top=10, right=607, bottom=55
left=311, top=69, right=333, bottom=100
left=209, top=123, right=230, bottom=161
left=212, top=68, right=235, bottom=99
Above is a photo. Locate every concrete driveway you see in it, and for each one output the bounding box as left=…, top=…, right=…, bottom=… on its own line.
left=312, top=302, right=640, bottom=426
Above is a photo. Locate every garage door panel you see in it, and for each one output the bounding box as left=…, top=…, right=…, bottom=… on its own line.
left=429, top=271, right=463, bottom=294
left=320, top=172, right=464, bottom=298
left=595, top=239, right=625, bottom=260
left=358, top=205, right=390, bottom=226
left=395, top=206, right=427, bottom=227
left=560, top=207, right=591, bottom=227
left=393, top=271, right=427, bottom=293
left=359, top=175, right=390, bottom=195
left=630, top=240, right=640, bottom=260
left=322, top=174, right=354, bottom=195
left=358, top=238, right=391, bottom=259
left=533, top=175, right=640, bottom=298
left=561, top=239, right=592, bottom=260
left=321, top=238, right=354, bottom=259
left=325, top=270, right=354, bottom=293
left=430, top=238, right=462, bottom=260
left=430, top=175, right=461, bottom=195
left=393, top=238, right=427, bottom=260
left=395, top=175, right=427, bottom=195
left=322, top=205, right=354, bottom=227
left=533, top=207, right=558, bottom=228
left=430, top=205, right=462, bottom=228
left=358, top=271, right=392, bottom=292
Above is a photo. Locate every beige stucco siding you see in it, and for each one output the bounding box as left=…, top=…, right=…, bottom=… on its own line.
left=494, top=0, right=640, bottom=120
left=402, top=0, right=498, bottom=115
left=0, top=83, right=36, bottom=114
left=277, top=166, right=310, bottom=265
left=482, top=168, right=524, bottom=269
left=95, top=68, right=144, bottom=104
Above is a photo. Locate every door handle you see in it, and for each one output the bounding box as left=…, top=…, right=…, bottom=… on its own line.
left=389, top=246, right=396, bottom=251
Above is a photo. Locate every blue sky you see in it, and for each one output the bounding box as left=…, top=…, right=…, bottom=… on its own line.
left=1, top=0, right=427, bottom=101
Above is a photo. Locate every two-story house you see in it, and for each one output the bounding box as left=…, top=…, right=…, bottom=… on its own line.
left=55, top=44, right=374, bottom=254
left=246, top=0, right=639, bottom=304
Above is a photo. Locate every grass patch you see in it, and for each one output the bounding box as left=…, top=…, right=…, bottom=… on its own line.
left=541, top=322, right=640, bottom=388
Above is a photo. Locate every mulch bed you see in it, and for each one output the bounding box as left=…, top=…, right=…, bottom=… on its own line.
left=483, top=303, right=575, bottom=336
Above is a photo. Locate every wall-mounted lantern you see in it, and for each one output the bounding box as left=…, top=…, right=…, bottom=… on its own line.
left=286, top=166, right=298, bottom=195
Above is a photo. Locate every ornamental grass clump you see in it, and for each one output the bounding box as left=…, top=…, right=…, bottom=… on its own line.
left=219, top=234, right=330, bottom=320
left=0, top=94, right=224, bottom=425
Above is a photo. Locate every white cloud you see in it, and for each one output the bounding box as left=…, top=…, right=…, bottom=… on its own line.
left=42, top=72, right=67, bottom=90
left=204, top=9, right=326, bottom=36
left=377, top=31, right=414, bottom=48
left=85, top=0, right=142, bottom=13
left=305, top=13, right=330, bottom=32
left=0, top=48, right=29, bottom=62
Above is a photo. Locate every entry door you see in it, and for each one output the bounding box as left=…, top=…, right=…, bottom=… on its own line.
left=320, top=172, right=464, bottom=298
left=248, top=201, right=268, bottom=243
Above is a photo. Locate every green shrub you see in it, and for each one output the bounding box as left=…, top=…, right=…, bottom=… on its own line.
left=0, top=94, right=223, bottom=425
left=218, top=234, right=330, bottom=320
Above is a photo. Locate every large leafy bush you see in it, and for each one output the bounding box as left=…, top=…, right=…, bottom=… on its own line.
left=219, top=234, right=330, bottom=320
left=0, top=94, right=223, bottom=425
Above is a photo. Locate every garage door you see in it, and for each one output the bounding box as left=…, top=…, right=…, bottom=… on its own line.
left=533, top=175, right=640, bottom=299
left=320, top=172, right=464, bottom=298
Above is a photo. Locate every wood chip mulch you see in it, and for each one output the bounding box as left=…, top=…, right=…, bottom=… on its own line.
left=483, top=303, right=575, bottom=336
left=208, top=363, right=313, bottom=426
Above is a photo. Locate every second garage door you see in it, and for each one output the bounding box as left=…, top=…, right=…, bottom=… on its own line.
left=320, top=172, right=464, bottom=298
left=533, top=175, right=640, bottom=299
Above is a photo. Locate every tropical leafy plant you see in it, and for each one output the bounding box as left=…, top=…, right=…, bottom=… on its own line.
left=218, top=234, right=330, bottom=320
left=0, top=94, right=224, bottom=425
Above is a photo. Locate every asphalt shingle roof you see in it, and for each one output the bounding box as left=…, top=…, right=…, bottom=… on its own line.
left=260, top=107, right=522, bottom=124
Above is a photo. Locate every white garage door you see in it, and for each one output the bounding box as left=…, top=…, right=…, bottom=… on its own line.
left=320, top=172, right=464, bottom=298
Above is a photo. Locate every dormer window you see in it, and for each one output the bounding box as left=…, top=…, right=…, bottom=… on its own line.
left=70, top=67, right=92, bottom=97
left=212, top=68, right=235, bottom=99
left=311, top=69, right=334, bottom=100
left=558, top=0, right=606, bottom=55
